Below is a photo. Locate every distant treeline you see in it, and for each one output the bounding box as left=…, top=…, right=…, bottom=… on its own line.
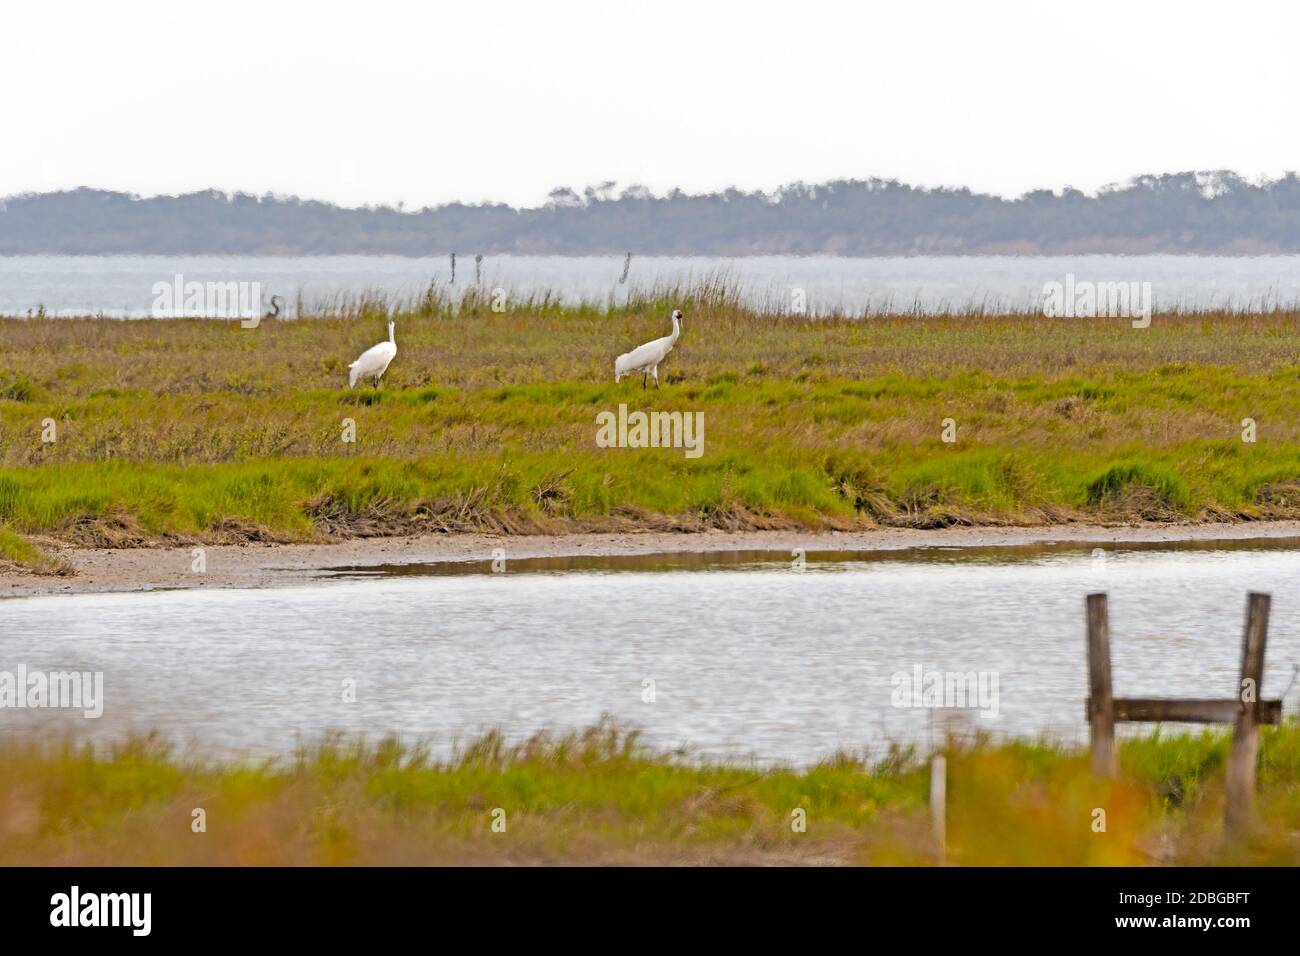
left=4, top=172, right=1300, bottom=255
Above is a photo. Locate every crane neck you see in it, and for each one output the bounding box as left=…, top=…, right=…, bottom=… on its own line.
left=388, top=322, right=395, bottom=344
left=669, top=315, right=680, bottom=342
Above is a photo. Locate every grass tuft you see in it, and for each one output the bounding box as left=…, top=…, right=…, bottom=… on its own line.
left=0, top=525, right=74, bottom=575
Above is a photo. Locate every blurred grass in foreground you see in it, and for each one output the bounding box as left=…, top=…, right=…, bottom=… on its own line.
left=2, top=721, right=1298, bottom=865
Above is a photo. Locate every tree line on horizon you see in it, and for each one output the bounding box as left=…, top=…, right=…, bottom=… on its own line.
left=3, top=172, right=1299, bottom=256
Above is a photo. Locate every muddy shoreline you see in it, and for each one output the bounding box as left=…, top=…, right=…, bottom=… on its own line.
left=6, top=521, right=1300, bottom=598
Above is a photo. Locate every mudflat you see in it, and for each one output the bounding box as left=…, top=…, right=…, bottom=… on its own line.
left=7, top=521, right=1300, bottom=598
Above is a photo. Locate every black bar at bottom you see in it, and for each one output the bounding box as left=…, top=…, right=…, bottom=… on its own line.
left=0, top=866, right=1283, bottom=941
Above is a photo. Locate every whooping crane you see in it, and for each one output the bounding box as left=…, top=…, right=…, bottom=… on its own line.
left=615, top=308, right=682, bottom=389
left=348, top=319, right=397, bottom=388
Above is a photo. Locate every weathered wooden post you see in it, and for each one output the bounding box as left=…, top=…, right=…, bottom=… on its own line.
left=1086, top=593, right=1117, bottom=777
left=930, top=753, right=947, bottom=862
left=1084, top=590, right=1280, bottom=840
left=1225, top=591, right=1270, bottom=836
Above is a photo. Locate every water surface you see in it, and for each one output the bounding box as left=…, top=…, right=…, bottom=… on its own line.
left=3, top=540, right=1299, bottom=765
left=4, top=254, right=1300, bottom=317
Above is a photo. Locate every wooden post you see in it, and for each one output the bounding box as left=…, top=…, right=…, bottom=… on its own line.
left=1083, top=590, right=1279, bottom=840
left=1086, top=593, right=1117, bottom=777
left=930, top=754, right=946, bottom=862
left=1225, top=591, right=1270, bottom=836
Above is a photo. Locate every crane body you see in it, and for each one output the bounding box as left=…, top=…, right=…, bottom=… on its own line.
left=615, top=309, right=682, bottom=388
left=348, top=320, right=397, bottom=388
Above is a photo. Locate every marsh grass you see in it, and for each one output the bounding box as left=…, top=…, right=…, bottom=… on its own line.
left=3, top=721, right=1298, bottom=865
left=3, top=292, right=1300, bottom=550
left=0, top=525, right=72, bottom=575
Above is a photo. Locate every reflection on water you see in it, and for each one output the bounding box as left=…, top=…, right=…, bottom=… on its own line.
left=3, top=539, right=1300, bottom=765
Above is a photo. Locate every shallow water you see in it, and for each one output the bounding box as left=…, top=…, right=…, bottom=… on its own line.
left=3, top=540, right=1300, bottom=765
left=4, top=254, right=1300, bottom=317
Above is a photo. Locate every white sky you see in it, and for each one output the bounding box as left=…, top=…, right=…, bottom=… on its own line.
left=4, top=0, right=1298, bottom=208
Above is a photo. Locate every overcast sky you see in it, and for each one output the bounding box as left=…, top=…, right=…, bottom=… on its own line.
left=5, top=0, right=1297, bottom=208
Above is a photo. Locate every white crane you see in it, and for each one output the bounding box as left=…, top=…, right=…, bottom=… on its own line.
left=348, top=319, right=397, bottom=388
left=615, top=308, right=682, bottom=388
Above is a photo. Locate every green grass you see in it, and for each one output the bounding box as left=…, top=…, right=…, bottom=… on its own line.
left=0, top=524, right=71, bottom=575
left=4, top=721, right=1299, bottom=865
left=3, top=301, right=1300, bottom=548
